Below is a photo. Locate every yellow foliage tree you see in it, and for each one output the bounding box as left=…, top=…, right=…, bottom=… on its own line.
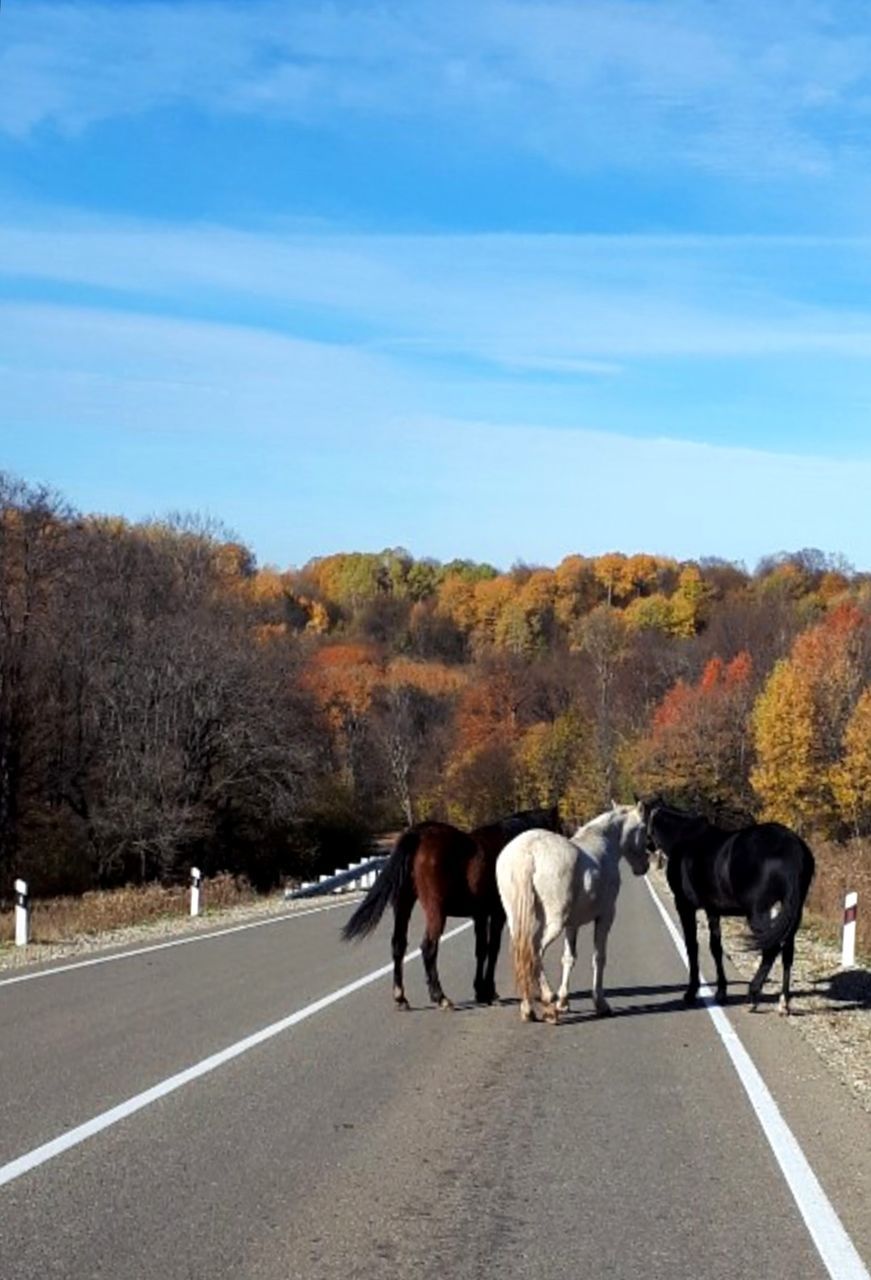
left=668, top=564, right=713, bottom=637
left=830, top=685, right=871, bottom=834
left=553, top=555, right=598, bottom=627
left=515, top=712, right=585, bottom=809
left=751, top=659, right=832, bottom=831
left=436, top=574, right=479, bottom=631
left=593, top=552, right=627, bottom=606
left=623, top=593, right=674, bottom=634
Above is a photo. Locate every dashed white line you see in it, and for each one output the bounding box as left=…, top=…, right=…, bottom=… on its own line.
left=0, top=922, right=473, bottom=1189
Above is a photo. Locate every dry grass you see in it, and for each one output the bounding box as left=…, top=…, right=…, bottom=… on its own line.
left=0, top=875, right=257, bottom=946
left=806, top=835, right=871, bottom=955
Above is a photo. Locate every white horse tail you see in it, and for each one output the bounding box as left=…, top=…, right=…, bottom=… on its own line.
left=505, top=847, right=538, bottom=1004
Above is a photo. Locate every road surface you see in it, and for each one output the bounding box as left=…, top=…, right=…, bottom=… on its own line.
left=1, top=876, right=869, bottom=1279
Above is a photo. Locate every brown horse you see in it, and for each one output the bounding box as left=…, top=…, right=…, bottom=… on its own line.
left=342, top=807, right=561, bottom=1009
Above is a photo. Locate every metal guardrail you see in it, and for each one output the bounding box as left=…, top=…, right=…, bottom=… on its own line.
left=284, top=855, right=388, bottom=900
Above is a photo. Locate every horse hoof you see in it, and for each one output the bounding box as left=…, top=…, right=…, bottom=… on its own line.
left=594, top=1001, right=613, bottom=1017
left=682, top=990, right=699, bottom=1006
left=394, top=997, right=410, bottom=1012
left=778, top=996, right=790, bottom=1017
left=556, top=999, right=570, bottom=1013
left=543, top=1005, right=559, bottom=1025
left=438, top=997, right=454, bottom=1010
left=716, top=988, right=727, bottom=1005
left=521, top=1007, right=538, bottom=1023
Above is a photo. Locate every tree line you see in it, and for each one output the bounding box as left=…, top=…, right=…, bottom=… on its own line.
left=2, top=472, right=869, bottom=903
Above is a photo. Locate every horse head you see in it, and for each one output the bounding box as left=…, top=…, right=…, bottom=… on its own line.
left=638, top=794, right=668, bottom=854
left=616, top=801, right=651, bottom=877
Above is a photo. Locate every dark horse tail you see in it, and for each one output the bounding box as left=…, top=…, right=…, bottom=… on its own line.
left=341, top=829, right=419, bottom=941
left=748, top=830, right=815, bottom=953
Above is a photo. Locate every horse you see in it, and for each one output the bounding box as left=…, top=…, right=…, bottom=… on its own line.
left=640, top=797, right=815, bottom=1014
left=496, top=802, right=649, bottom=1024
left=341, top=806, right=561, bottom=1010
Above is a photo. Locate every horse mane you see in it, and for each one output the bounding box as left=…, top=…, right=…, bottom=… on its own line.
left=576, top=804, right=633, bottom=836
left=474, top=805, right=560, bottom=839
left=649, top=799, right=711, bottom=838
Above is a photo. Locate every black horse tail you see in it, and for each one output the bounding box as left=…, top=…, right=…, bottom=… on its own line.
left=341, top=829, right=419, bottom=941
left=748, top=835, right=815, bottom=952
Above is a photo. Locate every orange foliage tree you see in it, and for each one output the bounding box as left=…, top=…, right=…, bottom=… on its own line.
left=303, top=644, right=383, bottom=791
left=631, top=653, right=755, bottom=812
left=751, top=604, right=871, bottom=832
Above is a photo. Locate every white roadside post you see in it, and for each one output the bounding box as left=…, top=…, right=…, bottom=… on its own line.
left=14, top=879, right=29, bottom=947
left=841, top=891, right=858, bottom=968
left=190, top=867, right=202, bottom=918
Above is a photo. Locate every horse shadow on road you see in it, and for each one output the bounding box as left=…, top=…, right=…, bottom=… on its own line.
left=797, top=965, right=871, bottom=1015
left=398, top=970, right=870, bottom=1017
left=501, top=978, right=852, bottom=1022
left=497, top=982, right=698, bottom=1022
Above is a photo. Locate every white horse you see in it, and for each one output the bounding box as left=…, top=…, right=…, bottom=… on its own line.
left=495, top=802, right=650, bottom=1023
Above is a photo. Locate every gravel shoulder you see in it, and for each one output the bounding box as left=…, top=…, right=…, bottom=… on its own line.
left=649, top=864, right=871, bottom=1114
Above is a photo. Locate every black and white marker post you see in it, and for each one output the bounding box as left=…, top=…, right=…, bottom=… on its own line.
left=14, top=878, right=29, bottom=947
left=190, top=867, right=202, bottom=918
left=841, top=890, right=858, bottom=968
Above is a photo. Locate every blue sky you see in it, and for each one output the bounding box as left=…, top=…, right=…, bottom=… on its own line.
left=4, top=1, right=871, bottom=570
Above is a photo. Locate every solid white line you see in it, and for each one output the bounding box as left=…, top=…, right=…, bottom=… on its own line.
left=0, top=898, right=360, bottom=989
left=644, top=877, right=870, bottom=1280
left=0, top=921, right=473, bottom=1189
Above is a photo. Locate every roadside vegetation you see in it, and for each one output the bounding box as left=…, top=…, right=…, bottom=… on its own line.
left=0, top=472, right=868, bottom=955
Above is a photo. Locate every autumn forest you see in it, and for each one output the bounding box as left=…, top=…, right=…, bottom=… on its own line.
left=1, top=473, right=869, bottom=939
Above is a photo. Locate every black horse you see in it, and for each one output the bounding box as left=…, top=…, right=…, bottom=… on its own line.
left=640, top=798, right=815, bottom=1014
left=342, top=806, right=561, bottom=1009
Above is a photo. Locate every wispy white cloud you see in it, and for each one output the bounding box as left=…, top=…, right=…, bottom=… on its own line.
left=4, top=299, right=870, bottom=568
left=4, top=2, right=871, bottom=183
left=0, top=300, right=414, bottom=442
left=7, top=213, right=871, bottom=371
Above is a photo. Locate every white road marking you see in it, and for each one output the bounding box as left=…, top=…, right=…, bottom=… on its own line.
left=644, top=877, right=870, bottom=1280
left=0, top=921, right=473, bottom=1188
left=0, top=898, right=361, bottom=988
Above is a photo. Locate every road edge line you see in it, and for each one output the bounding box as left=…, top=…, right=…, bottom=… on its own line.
left=644, top=875, right=869, bottom=1280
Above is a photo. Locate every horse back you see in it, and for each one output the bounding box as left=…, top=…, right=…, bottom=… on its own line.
left=411, top=821, right=484, bottom=916
left=468, top=808, right=561, bottom=901
left=676, top=821, right=814, bottom=914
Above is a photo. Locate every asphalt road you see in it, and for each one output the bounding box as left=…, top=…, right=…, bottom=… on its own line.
left=1, top=877, right=869, bottom=1280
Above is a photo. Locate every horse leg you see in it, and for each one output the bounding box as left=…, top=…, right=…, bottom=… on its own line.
left=421, top=905, right=452, bottom=1009
left=778, top=933, right=796, bottom=1016
left=481, top=906, right=505, bottom=1003
left=676, top=897, right=700, bottom=1004
left=748, top=944, right=779, bottom=1011
left=706, top=911, right=727, bottom=1003
left=556, top=926, right=578, bottom=1012
left=391, top=891, right=414, bottom=1011
left=473, top=912, right=490, bottom=1003
left=592, top=913, right=615, bottom=1016
left=536, top=917, right=565, bottom=1024
left=517, top=944, right=537, bottom=1023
